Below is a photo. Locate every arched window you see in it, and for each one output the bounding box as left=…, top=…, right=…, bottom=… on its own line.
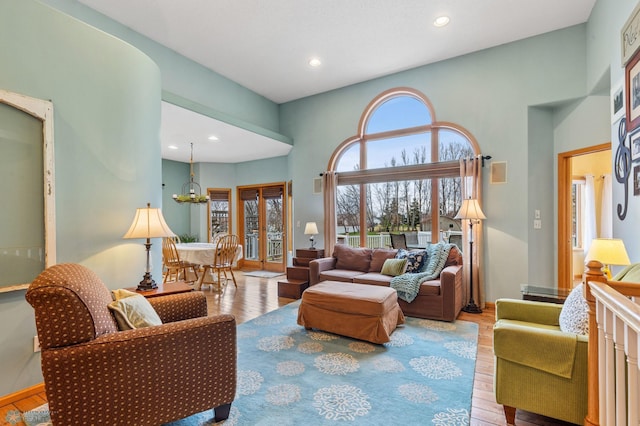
left=327, top=87, right=480, bottom=248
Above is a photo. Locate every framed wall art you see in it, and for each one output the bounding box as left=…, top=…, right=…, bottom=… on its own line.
left=635, top=164, right=640, bottom=196
left=625, top=49, right=640, bottom=131
left=612, top=77, right=625, bottom=124
left=631, top=126, right=640, bottom=163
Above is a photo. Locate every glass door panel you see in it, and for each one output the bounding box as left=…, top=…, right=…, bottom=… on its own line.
left=264, top=186, right=284, bottom=270
left=239, top=184, right=286, bottom=272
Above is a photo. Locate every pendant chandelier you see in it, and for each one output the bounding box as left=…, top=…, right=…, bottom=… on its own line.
left=172, top=142, right=210, bottom=204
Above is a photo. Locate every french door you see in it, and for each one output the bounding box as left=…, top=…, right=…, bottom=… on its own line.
left=238, top=183, right=286, bottom=272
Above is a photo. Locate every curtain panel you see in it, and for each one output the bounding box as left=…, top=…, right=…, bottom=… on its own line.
left=459, top=156, right=485, bottom=308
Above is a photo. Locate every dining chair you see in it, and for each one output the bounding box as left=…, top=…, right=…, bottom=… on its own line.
left=390, top=233, right=407, bottom=249
left=201, top=234, right=239, bottom=291
left=162, top=237, right=199, bottom=284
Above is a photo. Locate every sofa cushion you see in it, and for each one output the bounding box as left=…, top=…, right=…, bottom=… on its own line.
left=369, top=248, right=398, bottom=272
left=353, top=272, right=393, bottom=286
left=417, top=279, right=441, bottom=296
left=395, top=248, right=428, bottom=273
left=333, top=244, right=372, bottom=272
left=319, top=269, right=365, bottom=283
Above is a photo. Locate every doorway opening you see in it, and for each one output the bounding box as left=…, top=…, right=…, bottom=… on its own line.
left=558, top=143, right=611, bottom=292
left=238, top=183, right=287, bottom=273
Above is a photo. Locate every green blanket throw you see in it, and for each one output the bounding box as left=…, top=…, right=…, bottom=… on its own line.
left=391, top=242, right=453, bottom=303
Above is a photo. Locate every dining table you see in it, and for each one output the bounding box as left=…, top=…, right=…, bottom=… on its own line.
left=175, top=242, right=243, bottom=290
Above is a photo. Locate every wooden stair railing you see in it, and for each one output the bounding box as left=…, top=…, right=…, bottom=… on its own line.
left=584, top=261, right=640, bottom=426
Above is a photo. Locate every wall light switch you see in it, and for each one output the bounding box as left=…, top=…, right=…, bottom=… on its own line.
left=534, top=209, right=541, bottom=219
left=533, top=219, right=542, bottom=229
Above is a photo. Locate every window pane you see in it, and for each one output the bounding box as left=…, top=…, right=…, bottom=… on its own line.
left=435, top=177, right=464, bottom=243
left=438, top=129, right=475, bottom=161
left=336, top=143, right=360, bottom=172
left=366, top=133, right=431, bottom=169
left=210, top=200, right=229, bottom=236
left=366, top=96, right=431, bottom=134
left=336, top=184, right=360, bottom=246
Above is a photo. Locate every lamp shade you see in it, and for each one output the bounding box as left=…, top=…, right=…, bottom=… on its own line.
left=454, top=199, right=486, bottom=220
left=123, top=203, right=176, bottom=239
left=304, top=222, right=318, bottom=235
left=585, top=238, right=631, bottom=266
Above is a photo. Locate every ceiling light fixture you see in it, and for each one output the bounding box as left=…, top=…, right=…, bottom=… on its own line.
left=309, top=57, right=322, bottom=67
left=434, top=16, right=450, bottom=27
left=168, top=145, right=178, bottom=150
left=172, top=142, right=210, bottom=205
left=208, top=135, right=219, bottom=141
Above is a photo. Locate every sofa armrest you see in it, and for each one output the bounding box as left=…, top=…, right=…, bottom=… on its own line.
left=42, top=314, right=236, bottom=425
left=147, top=291, right=208, bottom=323
left=495, top=298, right=562, bottom=325
left=440, top=264, right=463, bottom=321
left=309, top=257, right=337, bottom=285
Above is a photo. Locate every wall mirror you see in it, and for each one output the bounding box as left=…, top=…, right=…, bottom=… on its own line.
left=0, top=90, right=55, bottom=292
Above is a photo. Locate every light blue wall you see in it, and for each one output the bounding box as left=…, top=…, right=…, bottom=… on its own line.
left=596, top=0, right=640, bottom=265
left=162, top=159, right=191, bottom=236
left=39, top=0, right=282, bottom=137
left=0, top=0, right=162, bottom=395
left=280, top=25, right=601, bottom=302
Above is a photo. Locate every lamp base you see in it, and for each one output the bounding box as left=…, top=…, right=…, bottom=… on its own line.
left=462, top=300, right=483, bottom=314
left=136, top=272, right=158, bottom=291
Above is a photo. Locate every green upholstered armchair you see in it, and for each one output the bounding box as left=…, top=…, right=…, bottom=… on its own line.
left=493, top=299, right=588, bottom=425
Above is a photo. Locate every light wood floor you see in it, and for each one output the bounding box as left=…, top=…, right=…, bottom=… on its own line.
left=0, top=272, right=574, bottom=426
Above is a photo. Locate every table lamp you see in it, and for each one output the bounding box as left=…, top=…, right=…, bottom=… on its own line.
left=454, top=198, right=486, bottom=314
left=304, top=222, right=319, bottom=249
left=123, top=202, right=176, bottom=290
left=585, top=238, right=630, bottom=279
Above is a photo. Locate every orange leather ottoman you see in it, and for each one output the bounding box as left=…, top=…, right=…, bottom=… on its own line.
left=297, top=281, right=405, bottom=344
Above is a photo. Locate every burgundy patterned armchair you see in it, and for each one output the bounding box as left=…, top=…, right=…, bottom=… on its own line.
left=25, top=263, right=236, bottom=426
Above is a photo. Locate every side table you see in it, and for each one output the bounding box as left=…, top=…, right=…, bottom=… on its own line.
left=127, top=281, right=193, bottom=298
left=521, top=285, right=570, bottom=304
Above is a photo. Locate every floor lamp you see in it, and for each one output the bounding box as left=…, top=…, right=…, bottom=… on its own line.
left=455, top=198, right=486, bottom=314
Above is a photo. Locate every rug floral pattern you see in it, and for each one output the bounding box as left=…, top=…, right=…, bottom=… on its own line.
left=185, top=300, right=478, bottom=426
left=22, top=301, right=478, bottom=426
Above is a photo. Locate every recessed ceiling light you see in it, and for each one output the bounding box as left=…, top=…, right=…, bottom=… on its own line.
left=208, top=135, right=219, bottom=141
left=309, top=57, right=322, bottom=67
left=434, top=16, right=450, bottom=27
left=168, top=145, right=178, bottom=150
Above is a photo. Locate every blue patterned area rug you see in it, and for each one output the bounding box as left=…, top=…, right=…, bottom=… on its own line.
left=22, top=301, right=478, bottom=426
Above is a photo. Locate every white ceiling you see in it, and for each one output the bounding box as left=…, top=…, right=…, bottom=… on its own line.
left=160, top=101, right=292, bottom=163
left=78, top=0, right=596, bottom=163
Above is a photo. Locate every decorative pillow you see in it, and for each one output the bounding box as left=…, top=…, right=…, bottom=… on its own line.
left=108, top=290, right=162, bottom=330
left=559, top=283, right=589, bottom=335
left=381, top=258, right=408, bottom=276
left=395, top=249, right=428, bottom=273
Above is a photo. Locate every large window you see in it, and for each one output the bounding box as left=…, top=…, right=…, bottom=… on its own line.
left=329, top=88, right=479, bottom=248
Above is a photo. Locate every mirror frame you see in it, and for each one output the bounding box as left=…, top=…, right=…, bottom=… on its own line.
left=0, top=90, right=55, bottom=292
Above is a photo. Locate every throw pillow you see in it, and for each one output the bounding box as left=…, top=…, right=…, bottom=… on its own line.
left=108, top=291, right=162, bottom=330
left=559, top=283, right=589, bottom=335
left=381, top=258, right=408, bottom=276
left=395, top=248, right=428, bottom=273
